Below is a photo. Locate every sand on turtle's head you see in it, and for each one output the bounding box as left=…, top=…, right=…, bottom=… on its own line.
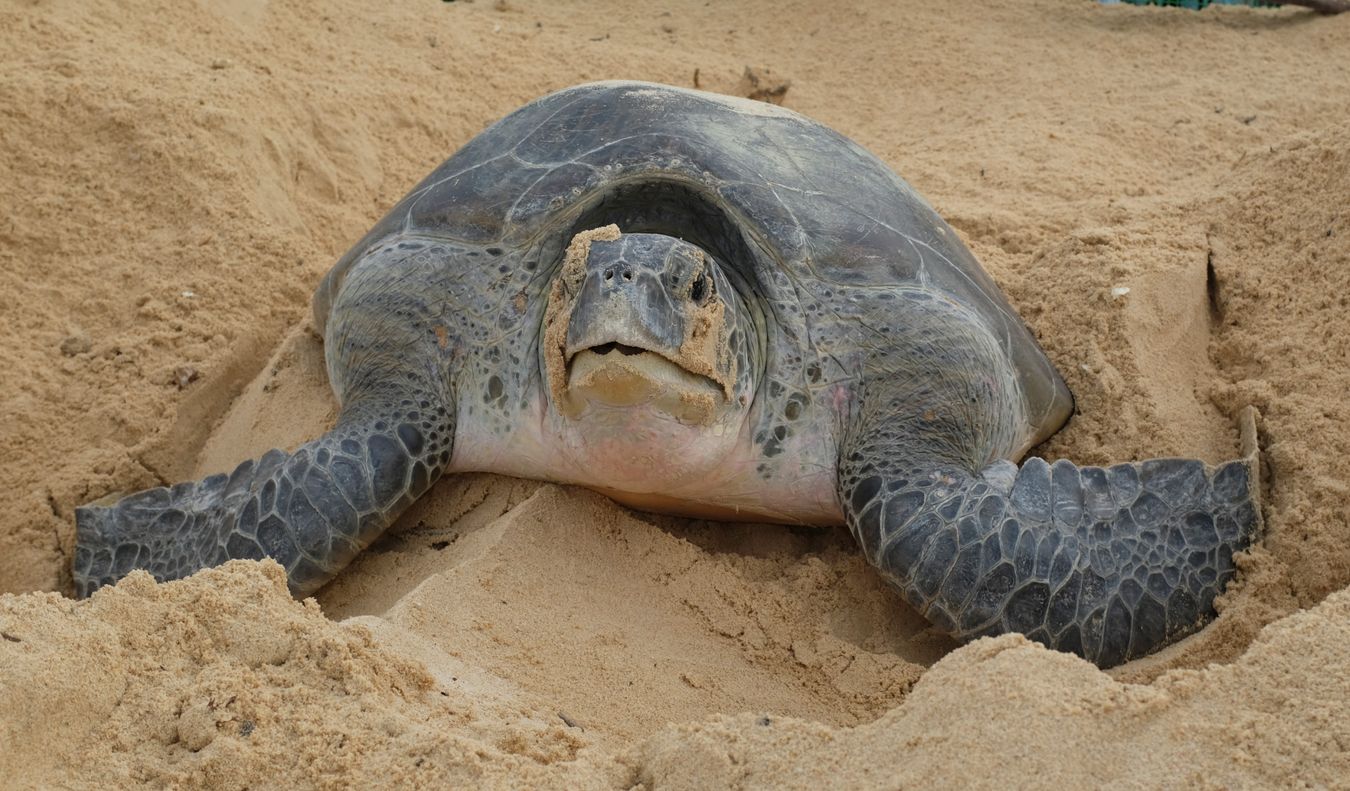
left=670, top=256, right=736, bottom=403
left=543, top=224, right=623, bottom=409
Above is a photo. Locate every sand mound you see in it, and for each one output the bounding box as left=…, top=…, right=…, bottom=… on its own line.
left=5, top=560, right=1348, bottom=788
left=0, top=561, right=620, bottom=788
left=4, top=0, right=1350, bottom=787
left=635, top=588, right=1350, bottom=790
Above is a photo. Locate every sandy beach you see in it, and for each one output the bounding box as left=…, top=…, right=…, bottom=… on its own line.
left=2, top=0, right=1349, bottom=786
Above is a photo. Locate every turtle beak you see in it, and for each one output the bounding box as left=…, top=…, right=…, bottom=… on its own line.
left=563, top=258, right=687, bottom=363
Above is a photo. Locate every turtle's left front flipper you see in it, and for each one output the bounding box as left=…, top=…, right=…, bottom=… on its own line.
left=73, top=393, right=454, bottom=598
left=75, top=235, right=461, bottom=598
left=841, top=408, right=1262, bottom=667
left=72, top=391, right=453, bottom=593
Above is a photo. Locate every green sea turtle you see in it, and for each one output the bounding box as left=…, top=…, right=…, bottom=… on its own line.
left=73, top=81, right=1261, bottom=667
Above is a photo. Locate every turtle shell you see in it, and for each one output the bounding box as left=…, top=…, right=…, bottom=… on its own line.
left=315, top=81, right=1071, bottom=443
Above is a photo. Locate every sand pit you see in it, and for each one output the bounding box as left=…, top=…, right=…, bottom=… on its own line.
left=3, top=0, right=1350, bottom=787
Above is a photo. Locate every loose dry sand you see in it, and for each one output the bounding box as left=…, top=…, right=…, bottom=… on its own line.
left=2, top=0, right=1349, bottom=787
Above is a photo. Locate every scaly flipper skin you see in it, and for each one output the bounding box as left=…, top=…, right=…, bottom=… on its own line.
left=838, top=290, right=1261, bottom=667
left=73, top=395, right=453, bottom=597
left=75, top=242, right=456, bottom=598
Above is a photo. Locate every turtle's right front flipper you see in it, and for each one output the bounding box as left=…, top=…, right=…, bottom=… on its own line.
left=74, top=395, right=454, bottom=598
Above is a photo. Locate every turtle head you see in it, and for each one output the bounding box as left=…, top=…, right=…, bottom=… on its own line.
left=547, top=225, right=749, bottom=423
left=542, top=225, right=756, bottom=484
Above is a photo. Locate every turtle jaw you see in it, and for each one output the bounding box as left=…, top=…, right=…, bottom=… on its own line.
left=550, top=344, right=748, bottom=493
left=560, top=344, right=727, bottom=425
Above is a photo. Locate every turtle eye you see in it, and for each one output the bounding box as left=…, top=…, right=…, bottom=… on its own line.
left=690, top=272, right=709, bottom=304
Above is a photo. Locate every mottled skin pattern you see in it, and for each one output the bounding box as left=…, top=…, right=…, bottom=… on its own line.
left=73, top=82, right=1260, bottom=667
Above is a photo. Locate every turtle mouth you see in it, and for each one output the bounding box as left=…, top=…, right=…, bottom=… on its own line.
left=561, top=343, right=724, bottom=425
left=588, top=342, right=648, bottom=358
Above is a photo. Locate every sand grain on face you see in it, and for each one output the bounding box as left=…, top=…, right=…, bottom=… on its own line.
left=3, top=0, right=1350, bottom=788
left=669, top=248, right=736, bottom=403
left=544, top=224, right=623, bottom=413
